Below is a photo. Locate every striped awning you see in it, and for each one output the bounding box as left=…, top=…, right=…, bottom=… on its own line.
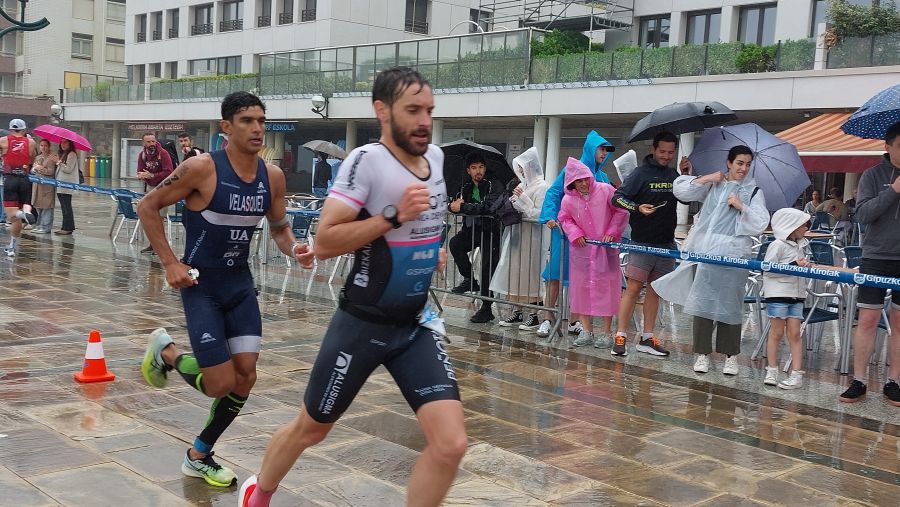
left=777, top=113, right=885, bottom=173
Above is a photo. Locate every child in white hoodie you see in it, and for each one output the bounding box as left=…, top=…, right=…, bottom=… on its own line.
left=762, top=208, right=812, bottom=389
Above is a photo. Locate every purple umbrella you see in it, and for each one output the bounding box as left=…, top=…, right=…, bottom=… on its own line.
left=688, top=123, right=810, bottom=212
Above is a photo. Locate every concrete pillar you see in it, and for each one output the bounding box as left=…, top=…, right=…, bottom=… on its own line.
left=208, top=120, right=220, bottom=150
left=345, top=120, right=358, bottom=152
left=669, top=11, right=685, bottom=46
left=111, top=123, right=122, bottom=180
left=843, top=172, right=859, bottom=202
left=533, top=117, right=548, bottom=170
left=431, top=119, right=443, bottom=145
left=720, top=6, right=739, bottom=44
left=775, top=0, right=813, bottom=43
left=545, top=117, right=562, bottom=182
left=677, top=132, right=694, bottom=225
left=814, top=22, right=827, bottom=70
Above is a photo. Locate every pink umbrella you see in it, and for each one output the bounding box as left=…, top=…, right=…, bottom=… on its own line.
left=32, top=124, right=93, bottom=152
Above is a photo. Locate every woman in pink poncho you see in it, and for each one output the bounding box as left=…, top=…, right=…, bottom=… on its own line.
left=558, top=157, right=629, bottom=348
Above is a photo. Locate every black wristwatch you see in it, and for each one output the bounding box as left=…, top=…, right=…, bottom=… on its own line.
left=382, top=204, right=402, bottom=229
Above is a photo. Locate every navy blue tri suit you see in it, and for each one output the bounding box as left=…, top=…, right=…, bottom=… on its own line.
left=304, top=143, right=461, bottom=423
left=180, top=150, right=270, bottom=367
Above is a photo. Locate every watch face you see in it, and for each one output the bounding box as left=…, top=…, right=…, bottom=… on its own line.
left=384, top=205, right=397, bottom=219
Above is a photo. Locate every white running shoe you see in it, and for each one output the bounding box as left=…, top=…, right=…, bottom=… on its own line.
left=723, top=356, right=739, bottom=376
left=536, top=320, right=552, bottom=338
left=764, top=366, right=778, bottom=386
left=778, top=371, right=804, bottom=390
left=693, top=354, right=710, bottom=373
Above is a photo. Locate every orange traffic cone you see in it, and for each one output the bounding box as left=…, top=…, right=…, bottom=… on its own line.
left=74, top=330, right=116, bottom=383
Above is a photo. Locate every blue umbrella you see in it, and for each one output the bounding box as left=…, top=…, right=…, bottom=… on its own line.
left=688, top=123, right=810, bottom=212
left=841, top=84, right=900, bottom=140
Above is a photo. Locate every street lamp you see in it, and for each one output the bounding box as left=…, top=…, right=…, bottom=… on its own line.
left=311, top=94, right=329, bottom=119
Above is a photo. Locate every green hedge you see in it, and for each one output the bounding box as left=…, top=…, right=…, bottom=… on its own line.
left=777, top=39, right=816, bottom=71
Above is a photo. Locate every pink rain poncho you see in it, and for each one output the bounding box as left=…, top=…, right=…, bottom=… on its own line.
left=557, top=157, right=629, bottom=317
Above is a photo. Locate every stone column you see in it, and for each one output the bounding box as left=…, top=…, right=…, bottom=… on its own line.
left=345, top=120, right=358, bottom=152
left=677, top=132, right=695, bottom=225
left=431, top=118, right=444, bottom=146
left=545, top=117, right=562, bottom=182
left=111, top=122, right=122, bottom=180
left=533, top=117, right=548, bottom=171
left=208, top=120, right=220, bottom=150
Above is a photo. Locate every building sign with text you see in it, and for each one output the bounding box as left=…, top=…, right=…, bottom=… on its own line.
left=265, top=122, right=297, bottom=132
left=127, top=122, right=186, bottom=132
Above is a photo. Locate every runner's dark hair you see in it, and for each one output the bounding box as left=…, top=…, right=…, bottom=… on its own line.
left=652, top=131, right=678, bottom=147
left=221, top=91, right=266, bottom=121
left=372, top=67, right=430, bottom=106
left=727, top=145, right=754, bottom=162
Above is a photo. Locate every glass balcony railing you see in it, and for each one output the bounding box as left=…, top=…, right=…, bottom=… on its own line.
left=827, top=33, right=900, bottom=69
left=63, top=29, right=896, bottom=105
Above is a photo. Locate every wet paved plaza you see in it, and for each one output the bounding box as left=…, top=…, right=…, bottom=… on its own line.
left=0, top=191, right=898, bottom=506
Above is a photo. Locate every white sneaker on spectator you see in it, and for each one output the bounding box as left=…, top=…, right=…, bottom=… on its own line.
left=567, top=321, right=583, bottom=335
left=764, top=367, right=778, bottom=386
left=536, top=320, right=551, bottom=338
left=723, top=356, right=739, bottom=376
left=519, top=313, right=540, bottom=331
left=572, top=329, right=593, bottom=347
left=693, top=354, right=710, bottom=373
left=778, top=371, right=804, bottom=390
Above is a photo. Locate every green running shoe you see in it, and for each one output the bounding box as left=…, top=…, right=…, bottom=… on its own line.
left=141, top=328, right=173, bottom=388
left=181, top=450, right=237, bottom=487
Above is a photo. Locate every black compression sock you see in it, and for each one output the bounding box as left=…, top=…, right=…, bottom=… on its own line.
left=196, top=392, right=248, bottom=452
left=174, top=354, right=206, bottom=395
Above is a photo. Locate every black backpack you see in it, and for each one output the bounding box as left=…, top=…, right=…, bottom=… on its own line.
left=160, top=140, right=180, bottom=166
left=489, top=179, right=522, bottom=227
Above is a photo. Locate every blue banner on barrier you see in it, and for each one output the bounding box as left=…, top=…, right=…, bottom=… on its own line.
left=586, top=239, right=900, bottom=291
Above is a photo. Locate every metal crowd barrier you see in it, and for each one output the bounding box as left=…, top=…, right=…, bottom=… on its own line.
left=588, top=239, right=900, bottom=374
left=431, top=214, right=569, bottom=342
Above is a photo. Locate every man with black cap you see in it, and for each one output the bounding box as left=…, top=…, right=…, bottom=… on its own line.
left=0, top=119, right=38, bottom=256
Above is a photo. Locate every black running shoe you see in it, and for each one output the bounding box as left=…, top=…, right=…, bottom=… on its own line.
left=838, top=379, right=867, bottom=403
left=451, top=278, right=479, bottom=294
left=883, top=380, right=900, bottom=407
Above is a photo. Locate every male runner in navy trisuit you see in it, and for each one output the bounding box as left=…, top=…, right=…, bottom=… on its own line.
left=138, top=91, right=313, bottom=487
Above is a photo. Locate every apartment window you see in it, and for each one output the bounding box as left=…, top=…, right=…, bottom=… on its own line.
left=72, top=33, right=93, bottom=59
left=73, top=0, right=94, bottom=20
left=15, top=71, right=23, bottom=93
left=2, top=0, right=17, bottom=15
left=192, top=4, right=214, bottom=35
left=301, top=0, right=316, bottom=22
left=107, top=0, right=125, bottom=22
left=278, top=0, right=293, bottom=24
left=105, top=37, right=124, bottom=62
left=136, top=14, right=147, bottom=42
left=0, top=31, right=17, bottom=55
left=405, top=0, right=429, bottom=34
left=168, top=9, right=180, bottom=38
left=189, top=56, right=241, bottom=75
left=15, top=31, right=22, bottom=56
left=0, top=73, right=15, bottom=93
left=639, top=15, right=670, bottom=48
left=739, top=3, right=777, bottom=46
left=167, top=61, right=178, bottom=79
left=221, top=1, right=244, bottom=31
left=469, top=9, right=491, bottom=33
left=150, top=63, right=162, bottom=78
left=152, top=11, right=164, bottom=40
left=685, top=10, right=720, bottom=44
left=258, top=0, right=272, bottom=26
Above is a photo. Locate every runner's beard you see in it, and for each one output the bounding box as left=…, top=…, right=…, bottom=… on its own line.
left=391, top=121, right=430, bottom=157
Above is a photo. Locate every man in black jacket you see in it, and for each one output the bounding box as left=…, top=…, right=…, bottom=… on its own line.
left=611, top=131, right=690, bottom=357
left=449, top=152, right=502, bottom=323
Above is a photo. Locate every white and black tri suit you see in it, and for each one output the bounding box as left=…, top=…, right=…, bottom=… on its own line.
left=180, top=150, right=270, bottom=367
left=303, top=143, right=461, bottom=423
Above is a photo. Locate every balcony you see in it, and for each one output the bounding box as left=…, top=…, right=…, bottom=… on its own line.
left=301, top=9, right=316, bottom=22
left=136, top=32, right=146, bottom=42
left=191, top=23, right=213, bottom=35
left=168, top=28, right=178, bottom=38
left=404, top=19, right=428, bottom=34
left=278, top=12, right=293, bottom=24
left=258, top=15, right=271, bottom=27
left=827, top=33, right=900, bottom=69
left=219, top=19, right=243, bottom=32
left=151, top=30, right=162, bottom=41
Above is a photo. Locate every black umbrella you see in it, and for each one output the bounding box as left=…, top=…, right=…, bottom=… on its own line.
left=440, top=140, right=517, bottom=199
left=626, top=101, right=737, bottom=143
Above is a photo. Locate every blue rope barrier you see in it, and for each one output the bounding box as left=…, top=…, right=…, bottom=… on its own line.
left=586, top=239, right=900, bottom=291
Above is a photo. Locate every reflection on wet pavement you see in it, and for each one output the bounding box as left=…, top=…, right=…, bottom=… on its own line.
left=0, top=193, right=897, bottom=506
